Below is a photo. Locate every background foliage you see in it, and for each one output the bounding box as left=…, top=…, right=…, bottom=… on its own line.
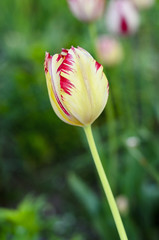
left=0, top=0, right=159, bottom=239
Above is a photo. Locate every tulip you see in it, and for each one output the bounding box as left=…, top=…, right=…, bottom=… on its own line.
left=44, top=47, right=109, bottom=126
left=44, top=47, right=128, bottom=240
left=67, top=0, right=105, bottom=22
left=131, top=0, right=155, bottom=9
left=105, top=0, right=140, bottom=35
left=96, top=35, right=123, bottom=66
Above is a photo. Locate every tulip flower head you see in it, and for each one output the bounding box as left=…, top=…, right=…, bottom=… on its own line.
left=105, top=0, right=140, bottom=35
left=67, top=0, right=105, bottom=22
left=96, top=35, right=123, bottom=66
left=131, top=0, right=155, bottom=9
left=44, top=47, right=109, bottom=127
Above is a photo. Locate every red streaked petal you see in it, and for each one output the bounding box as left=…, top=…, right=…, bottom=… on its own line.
left=56, top=54, right=62, bottom=62
left=61, top=48, right=69, bottom=56
left=49, top=57, right=70, bottom=116
left=45, top=52, right=83, bottom=126
left=57, top=53, right=74, bottom=74
left=57, top=52, right=75, bottom=95
left=60, top=75, right=74, bottom=95
left=62, top=52, right=75, bottom=69
left=121, top=16, right=128, bottom=34
left=95, top=61, right=102, bottom=71
left=57, top=47, right=109, bottom=125
left=44, top=52, right=52, bottom=73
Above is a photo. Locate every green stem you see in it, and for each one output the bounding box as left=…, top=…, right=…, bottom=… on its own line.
left=88, top=22, right=119, bottom=191
left=84, top=125, right=128, bottom=240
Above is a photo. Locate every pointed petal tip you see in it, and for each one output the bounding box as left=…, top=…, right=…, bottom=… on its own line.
left=95, top=61, right=102, bottom=71
left=71, top=46, right=76, bottom=53
left=45, top=51, right=51, bottom=58
left=44, top=52, right=52, bottom=74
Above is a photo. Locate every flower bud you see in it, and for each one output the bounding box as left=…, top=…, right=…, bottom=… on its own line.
left=131, top=0, right=155, bottom=9
left=67, top=0, right=105, bottom=22
left=96, top=35, right=123, bottom=66
left=44, top=47, right=109, bottom=126
left=105, top=0, right=140, bottom=35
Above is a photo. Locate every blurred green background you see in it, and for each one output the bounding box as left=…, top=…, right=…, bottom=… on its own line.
left=0, top=0, right=159, bottom=239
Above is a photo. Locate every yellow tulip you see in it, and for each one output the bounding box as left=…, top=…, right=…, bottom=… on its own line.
left=44, top=47, right=109, bottom=127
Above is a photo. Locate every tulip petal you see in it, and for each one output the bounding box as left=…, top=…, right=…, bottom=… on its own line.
left=67, top=0, right=105, bottom=22
left=59, top=47, right=109, bottom=125
left=45, top=52, right=83, bottom=126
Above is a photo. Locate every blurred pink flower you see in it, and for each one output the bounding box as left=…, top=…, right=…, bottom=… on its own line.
left=105, top=0, right=140, bottom=35
left=96, top=35, right=123, bottom=66
left=67, top=0, right=105, bottom=22
left=131, top=0, right=155, bottom=9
